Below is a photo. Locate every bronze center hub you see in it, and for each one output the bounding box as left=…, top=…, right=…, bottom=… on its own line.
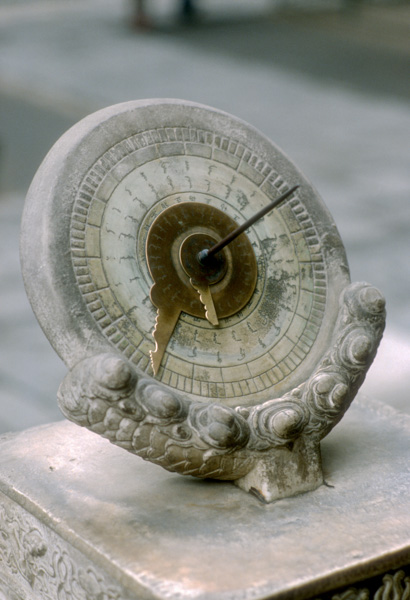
left=179, top=233, right=228, bottom=286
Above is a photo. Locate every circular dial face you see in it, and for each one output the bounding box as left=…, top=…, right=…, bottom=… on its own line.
left=69, top=124, right=332, bottom=407
left=21, top=101, right=349, bottom=409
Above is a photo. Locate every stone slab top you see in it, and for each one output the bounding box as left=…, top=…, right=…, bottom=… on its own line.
left=0, top=396, right=409, bottom=600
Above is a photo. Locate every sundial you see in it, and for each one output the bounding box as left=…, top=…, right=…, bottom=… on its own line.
left=21, top=99, right=385, bottom=502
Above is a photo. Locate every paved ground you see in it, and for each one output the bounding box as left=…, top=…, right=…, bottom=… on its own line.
left=0, top=0, right=409, bottom=433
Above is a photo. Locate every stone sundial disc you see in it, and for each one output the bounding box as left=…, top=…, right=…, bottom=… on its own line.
left=21, top=99, right=350, bottom=409
left=21, top=99, right=386, bottom=502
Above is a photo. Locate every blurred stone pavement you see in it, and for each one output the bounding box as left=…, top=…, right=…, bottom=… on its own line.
left=0, top=0, right=409, bottom=433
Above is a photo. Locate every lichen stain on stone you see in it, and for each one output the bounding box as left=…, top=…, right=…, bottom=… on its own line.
left=209, top=382, right=226, bottom=398
left=322, top=228, right=349, bottom=269
left=258, top=271, right=297, bottom=326
left=278, top=233, right=291, bottom=247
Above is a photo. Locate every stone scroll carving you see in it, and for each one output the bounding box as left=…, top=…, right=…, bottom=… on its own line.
left=314, top=567, right=410, bottom=600
left=0, top=494, right=126, bottom=600
left=58, top=281, right=385, bottom=497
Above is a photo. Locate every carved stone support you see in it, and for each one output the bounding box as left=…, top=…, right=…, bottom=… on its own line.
left=57, top=281, right=385, bottom=501
left=234, top=436, right=322, bottom=502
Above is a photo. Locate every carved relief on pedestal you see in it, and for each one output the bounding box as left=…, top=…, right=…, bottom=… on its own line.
left=313, top=567, right=410, bottom=600
left=0, top=493, right=126, bottom=600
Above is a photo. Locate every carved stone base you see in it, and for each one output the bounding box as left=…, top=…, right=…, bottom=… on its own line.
left=0, top=396, right=409, bottom=600
left=55, top=282, right=385, bottom=503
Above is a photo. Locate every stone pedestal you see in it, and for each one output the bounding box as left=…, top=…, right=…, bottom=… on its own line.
left=0, top=395, right=409, bottom=600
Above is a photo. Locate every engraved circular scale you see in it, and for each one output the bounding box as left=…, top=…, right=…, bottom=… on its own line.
left=21, top=100, right=384, bottom=501
left=24, top=100, right=349, bottom=406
